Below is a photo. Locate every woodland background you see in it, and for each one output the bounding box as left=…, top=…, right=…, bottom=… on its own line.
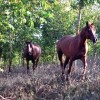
left=0, top=0, right=100, bottom=100
left=0, top=0, right=100, bottom=67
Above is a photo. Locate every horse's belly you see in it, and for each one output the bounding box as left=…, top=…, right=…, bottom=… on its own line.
left=61, top=48, right=71, bottom=57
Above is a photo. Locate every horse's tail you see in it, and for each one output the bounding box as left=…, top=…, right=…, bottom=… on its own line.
left=56, top=39, right=61, bottom=52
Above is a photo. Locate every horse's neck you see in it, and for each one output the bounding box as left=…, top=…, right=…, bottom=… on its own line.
left=78, top=32, right=87, bottom=48
left=26, top=43, right=33, bottom=53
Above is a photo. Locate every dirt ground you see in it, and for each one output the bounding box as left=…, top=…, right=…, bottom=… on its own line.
left=0, top=55, right=100, bottom=100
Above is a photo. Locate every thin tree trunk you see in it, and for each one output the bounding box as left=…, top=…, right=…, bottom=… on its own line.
left=76, top=0, right=84, bottom=35
left=22, top=49, right=25, bottom=67
left=9, top=35, right=12, bottom=72
left=75, top=0, right=84, bottom=66
left=76, top=7, right=82, bottom=34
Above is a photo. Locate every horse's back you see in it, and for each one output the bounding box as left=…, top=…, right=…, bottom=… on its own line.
left=57, top=35, right=74, bottom=50
left=32, top=44, right=41, bottom=57
left=57, top=35, right=78, bottom=57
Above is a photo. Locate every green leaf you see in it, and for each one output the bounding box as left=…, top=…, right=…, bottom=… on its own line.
left=8, top=23, right=14, bottom=31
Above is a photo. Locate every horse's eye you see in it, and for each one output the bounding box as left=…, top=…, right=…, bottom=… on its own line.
left=88, top=28, right=91, bottom=33
left=96, top=34, right=98, bottom=37
left=88, top=28, right=91, bottom=31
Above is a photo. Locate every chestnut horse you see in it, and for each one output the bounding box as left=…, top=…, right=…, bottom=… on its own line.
left=24, top=41, right=41, bottom=73
left=57, top=22, right=97, bottom=79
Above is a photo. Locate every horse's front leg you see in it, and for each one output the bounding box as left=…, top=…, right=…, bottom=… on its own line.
left=27, top=60, right=29, bottom=73
left=32, top=60, right=35, bottom=72
left=57, top=50, right=64, bottom=76
left=81, top=56, right=87, bottom=79
left=67, top=58, right=74, bottom=80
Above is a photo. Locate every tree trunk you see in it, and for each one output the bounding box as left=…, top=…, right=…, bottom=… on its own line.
left=76, top=0, right=84, bottom=35
left=76, top=7, right=82, bottom=34
left=9, top=39, right=12, bottom=72
left=75, top=0, right=84, bottom=67
left=8, top=30, right=13, bottom=72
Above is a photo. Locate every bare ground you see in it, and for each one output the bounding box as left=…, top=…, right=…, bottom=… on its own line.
left=0, top=55, right=100, bottom=100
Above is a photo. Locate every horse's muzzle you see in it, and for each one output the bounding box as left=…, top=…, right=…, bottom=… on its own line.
left=93, top=38, right=97, bottom=44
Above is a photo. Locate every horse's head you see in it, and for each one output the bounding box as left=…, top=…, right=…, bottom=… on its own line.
left=85, top=21, right=97, bottom=44
left=25, top=41, right=33, bottom=55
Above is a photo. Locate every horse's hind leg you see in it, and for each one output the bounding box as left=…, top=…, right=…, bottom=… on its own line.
left=35, top=58, right=39, bottom=68
left=33, top=58, right=39, bottom=71
left=57, top=50, right=64, bottom=75
left=64, top=57, right=69, bottom=70
left=67, top=57, right=74, bottom=79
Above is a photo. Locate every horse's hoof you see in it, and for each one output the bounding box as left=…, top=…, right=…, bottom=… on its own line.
left=66, top=73, right=70, bottom=81
left=33, top=68, right=35, bottom=72
left=82, top=75, right=87, bottom=80
left=61, top=74, right=65, bottom=82
left=66, top=76, right=69, bottom=81
left=27, top=70, right=29, bottom=74
left=79, top=74, right=87, bottom=82
left=66, top=77, right=68, bottom=81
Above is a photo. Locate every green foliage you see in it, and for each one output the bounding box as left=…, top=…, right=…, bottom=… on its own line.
left=0, top=0, right=100, bottom=65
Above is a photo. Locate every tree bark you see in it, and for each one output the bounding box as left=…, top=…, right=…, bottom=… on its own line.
left=76, top=0, right=84, bottom=35
left=9, top=37, right=12, bottom=72
left=75, top=0, right=84, bottom=67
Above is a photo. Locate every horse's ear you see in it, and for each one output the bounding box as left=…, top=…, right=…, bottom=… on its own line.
left=91, top=23, right=94, bottom=26
left=25, top=41, right=27, bottom=44
left=91, top=23, right=95, bottom=29
left=86, top=21, right=89, bottom=27
left=91, top=23, right=94, bottom=25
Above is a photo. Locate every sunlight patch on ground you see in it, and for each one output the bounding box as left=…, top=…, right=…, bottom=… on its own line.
left=0, top=68, right=4, bottom=72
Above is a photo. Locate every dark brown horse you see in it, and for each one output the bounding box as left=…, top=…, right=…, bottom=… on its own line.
left=57, top=22, right=97, bottom=79
left=24, top=41, right=41, bottom=73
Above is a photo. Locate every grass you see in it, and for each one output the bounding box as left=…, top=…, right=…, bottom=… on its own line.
left=0, top=55, right=100, bottom=100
